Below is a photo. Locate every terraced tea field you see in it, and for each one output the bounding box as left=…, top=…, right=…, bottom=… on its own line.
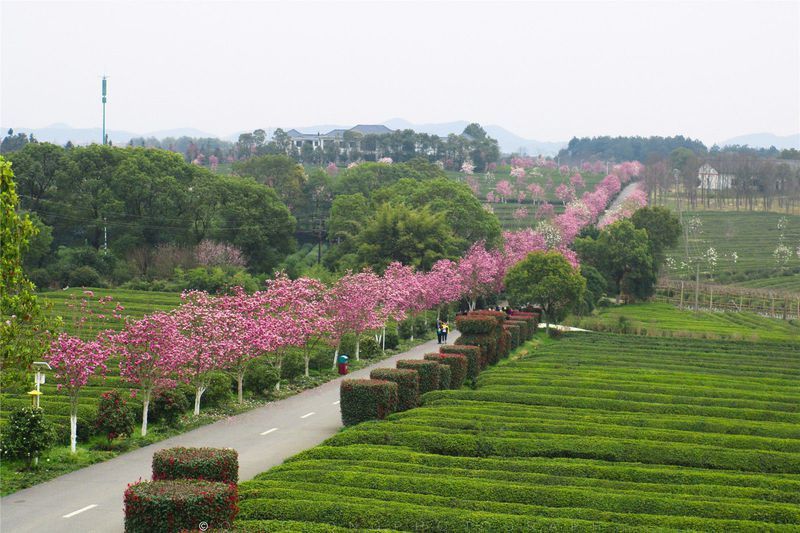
left=566, top=302, right=800, bottom=341
left=236, top=333, right=800, bottom=531
left=0, top=288, right=181, bottom=442
left=665, top=210, right=800, bottom=291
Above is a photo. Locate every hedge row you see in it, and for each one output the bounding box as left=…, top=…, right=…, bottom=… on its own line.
left=424, top=353, right=468, bottom=389
left=396, top=360, right=440, bottom=394
left=152, top=447, right=239, bottom=483
left=439, top=345, right=481, bottom=384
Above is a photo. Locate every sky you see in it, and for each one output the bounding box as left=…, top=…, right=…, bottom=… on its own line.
left=2, top=0, right=799, bottom=145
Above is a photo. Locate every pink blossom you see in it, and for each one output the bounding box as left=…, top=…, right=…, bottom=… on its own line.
left=195, top=240, right=246, bottom=268
left=326, top=162, right=338, bottom=176
left=495, top=180, right=513, bottom=201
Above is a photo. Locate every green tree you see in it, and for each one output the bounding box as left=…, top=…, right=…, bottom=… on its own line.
left=579, top=264, right=607, bottom=314
left=1, top=157, right=54, bottom=388
left=574, top=220, right=655, bottom=303
left=353, top=203, right=459, bottom=271
left=504, top=251, right=586, bottom=330
left=630, top=206, right=681, bottom=268
left=233, top=155, right=307, bottom=212
left=328, top=193, right=371, bottom=243
left=1, top=407, right=54, bottom=468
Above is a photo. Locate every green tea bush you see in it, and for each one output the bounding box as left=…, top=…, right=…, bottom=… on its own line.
left=123, top=479, right=238, bottom=533
left=0, top=407, right=54, bottom=467
left=369, top=368, right=419, bottom=411
left=152, top=447, right=239, bottom=483
left=340, top=379, right=398, bottom=426
left=396, top=360, right=440, bottom=394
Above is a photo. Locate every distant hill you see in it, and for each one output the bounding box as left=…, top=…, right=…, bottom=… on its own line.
left=721, top=132, right=800, bottom=150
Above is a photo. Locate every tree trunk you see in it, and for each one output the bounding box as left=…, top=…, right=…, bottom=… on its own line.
left=237, top=370, right=245, bottom=404
left=332, top=345, right=339, bottom=369
left=355, top=336, right=360, bottom=361
left=193, top=385, right=206, bottom=416
left=382, top=326, right=386, bottom=352
left=304, top=354, right=310, bottom=378
left=275, top=357, right=283, bottom=391
left=69, top=402, right=78, bottom=454
left=141, top=390, right=151, bottom=437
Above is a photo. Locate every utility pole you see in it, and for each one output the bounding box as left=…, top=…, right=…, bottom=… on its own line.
left=694, top=263, right=700, bottom=311
left=103, top=217, right=108, bottom=253
left=101, top=76, right=108, bottom=145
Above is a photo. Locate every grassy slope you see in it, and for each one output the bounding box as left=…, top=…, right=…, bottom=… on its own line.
left=567, top=302, right=800, bottom=342
left=665, top=210, right=800, bottom=292
left=235, top=332, right=800, bottom=531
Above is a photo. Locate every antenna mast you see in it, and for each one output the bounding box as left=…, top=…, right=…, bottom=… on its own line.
left=101, top=76, right=108, bottom=145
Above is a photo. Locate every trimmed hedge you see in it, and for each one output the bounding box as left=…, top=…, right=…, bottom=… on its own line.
left=152, top=447, right=239, bottom=483
left=440, top=345, right=481, bottom=384
left=437, top=364, right=452, bottom=390
left=396, top=360, right=440, bottom=394
left=455, top=315, right=496, bottom=334
left=457, top=334, right=497, bottom=366
left=369, top=368, right=420, bottom=411
left=504, top=324, right=521, bottom=350
left=124, top=479, right=238, bottom=533
left=506, top=319, right=529, bottom=341
left=425, top=353, right=468, bottom=389
left=340, top=379, right=398, bottom=426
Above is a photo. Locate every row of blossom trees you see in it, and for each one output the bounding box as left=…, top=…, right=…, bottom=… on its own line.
left=45, top=163, right=646, bottom=452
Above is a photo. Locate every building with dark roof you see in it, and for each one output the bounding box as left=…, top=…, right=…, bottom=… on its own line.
left=283, top=125, right=393, bottom=152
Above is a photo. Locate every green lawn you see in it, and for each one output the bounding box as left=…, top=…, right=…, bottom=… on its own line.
left=566, top=302, right=800, bottom=342
left=236, top=332, right=800, bottom=531
left=665, top=210, right=800, bottom=292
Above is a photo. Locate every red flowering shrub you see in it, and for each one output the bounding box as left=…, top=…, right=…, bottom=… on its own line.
left=424, top=353, right=468, bottom=389
left=440, top=345, right=481, bottom=384
left=123, top=479, right=237, bottom=533
left=152, top=447, right=238, bottom=483
left=340, top=379, right=398, bottom=426
left=437, top=363, right=452, bottom=389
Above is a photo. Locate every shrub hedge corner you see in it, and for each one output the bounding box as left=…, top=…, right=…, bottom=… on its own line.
left=396, top=360, right=440, bottom=394
left=440, top=345, right=481, bottom=383
left=425, top=353, right=468, bottom=389
left=369, top=368, right=420, bottom=411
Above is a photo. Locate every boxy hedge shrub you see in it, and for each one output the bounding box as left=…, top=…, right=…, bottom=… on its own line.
left=152, top=447, right=239, bottom=483
left=455, top=315, right=496, bottom=334
left=396, top=360, right=440, bottom=394
left=507, top=319, right=529, bottom=341
left=458, top=334, right=498, bottom=366
left=440, top=345, right=481, bottom=384
left=425, top=353, right=468, bottom=389
left=504, top=324, right=521, bottom=349
left=369, top=368, right=419, bottom=411
left=340, top=379, right=398, bottom=426
left=123, top=479, right=238, bottom=533
left=437, top=364, right=452, bottom=390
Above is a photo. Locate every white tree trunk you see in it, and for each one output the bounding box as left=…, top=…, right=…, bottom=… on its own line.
left=141, top=390, right=151, bottom=437
left=469, top=299, right=477, bottom=311
left=304, top=354, right=310, bottom=378
left=381, top=326, right=386, bottom=352
left=333, top=344, right=340, bottom=369
left=69, top=411, right=77, bottom=454
left=274, top=356, right=283, bottom=391
left=355, top=336, right=360, bottom=361
left=193, top=385, right=206, bottom=415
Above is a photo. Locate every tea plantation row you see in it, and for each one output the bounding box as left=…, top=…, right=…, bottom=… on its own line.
left=235, top=332, right=800, bottom=532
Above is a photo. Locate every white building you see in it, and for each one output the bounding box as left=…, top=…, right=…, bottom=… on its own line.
left=697, top=163, right=734, bottom=190
left=285, top=124, right=393, bottom=152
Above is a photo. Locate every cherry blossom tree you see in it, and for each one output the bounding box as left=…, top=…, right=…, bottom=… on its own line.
left=536, top=203, right=555, bottom=220
left=486, top=190, right=496, bottom=203
left=326, top=162, right=338, bottom=176
left=113, top=312, right=183, bottom=436
left=457, top=242, right=502, bottom=310
left=461, top=161, right=475, bottom=176
left=513, top=207, right=529, bottom=222
left=527, top=183, right=544, bottom=205
left=555, top=184, right=576, bottom=205
left=328, top=271, right=383, bottom=364
left=47, top=334, right=109, bottom=453
left=495, top=180, right=513, bottom=202
left=570, top=173, right=585, bottom=190
left=195, top=240, right=246, bottom=268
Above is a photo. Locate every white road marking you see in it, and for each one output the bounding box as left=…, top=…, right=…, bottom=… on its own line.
left=331, top=400, right=340, bottom=405
left=63, top=504, right=97, bottom=518
left=260, top=427, right=278, bottom=436
left=300, top=411, right=315, bottom=419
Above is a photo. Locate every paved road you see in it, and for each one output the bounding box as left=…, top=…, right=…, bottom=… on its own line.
left=598, top=180, right=642, bottom=226
left=1, top=335, right=453, bottom=533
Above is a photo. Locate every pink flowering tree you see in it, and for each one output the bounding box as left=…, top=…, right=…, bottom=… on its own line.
left=326, top=162, right=338, bottom=176
left=486, top=190, right=496, bottom=203
left=517, top=190, right=526, bottom=204
left=47, top=334, right=109, bottom=453
left=457, top=242, right=502, bottom=310
left=465, top=176, right=480, bottom=195
left=495, top=180, right=513, bottom=202
left=461, top=160, right=475, bottom=176
left=174, top=291, right=244, bottom=413
left=536, top=203, right=555, bottom=220
left=195, top=239, right=247, bottom=268
left=113, top=312, right=183, bottom=436
left=378, top=263, right=416, bottom=347
left=559, top=165, right=570, bottom=176
left=262, top=274, right=333, bottom=378
left=513, top=207, right=529, bottom=223
left=570, top=173, right=585, bottom=190
left=555, top=184, right=575, bottom=205
left=209, top=155, right=219, bottom=171
left=425, top=259, right=463, bottom=320
left=527, top=183, right=544, bottom=205
left=328, top=271, right=383, bottom=364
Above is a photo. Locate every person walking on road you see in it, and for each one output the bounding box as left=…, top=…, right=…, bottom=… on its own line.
left=436, top=321, right=444, bottom=344
left=442, top=321, right=450, bottom=343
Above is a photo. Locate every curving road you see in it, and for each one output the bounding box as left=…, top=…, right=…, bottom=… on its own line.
left=0, top=334, right=453, bottom=533
left=598, top=180, right=642, bottom=226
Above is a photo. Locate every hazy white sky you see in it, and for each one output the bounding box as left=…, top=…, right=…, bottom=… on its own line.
left=2, top=0, right=799, bottom=144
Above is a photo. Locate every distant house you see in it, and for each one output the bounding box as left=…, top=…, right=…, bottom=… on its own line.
left=697, top=163, right=733, bottom=190
left=285, top=124, right=393, bottom=153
